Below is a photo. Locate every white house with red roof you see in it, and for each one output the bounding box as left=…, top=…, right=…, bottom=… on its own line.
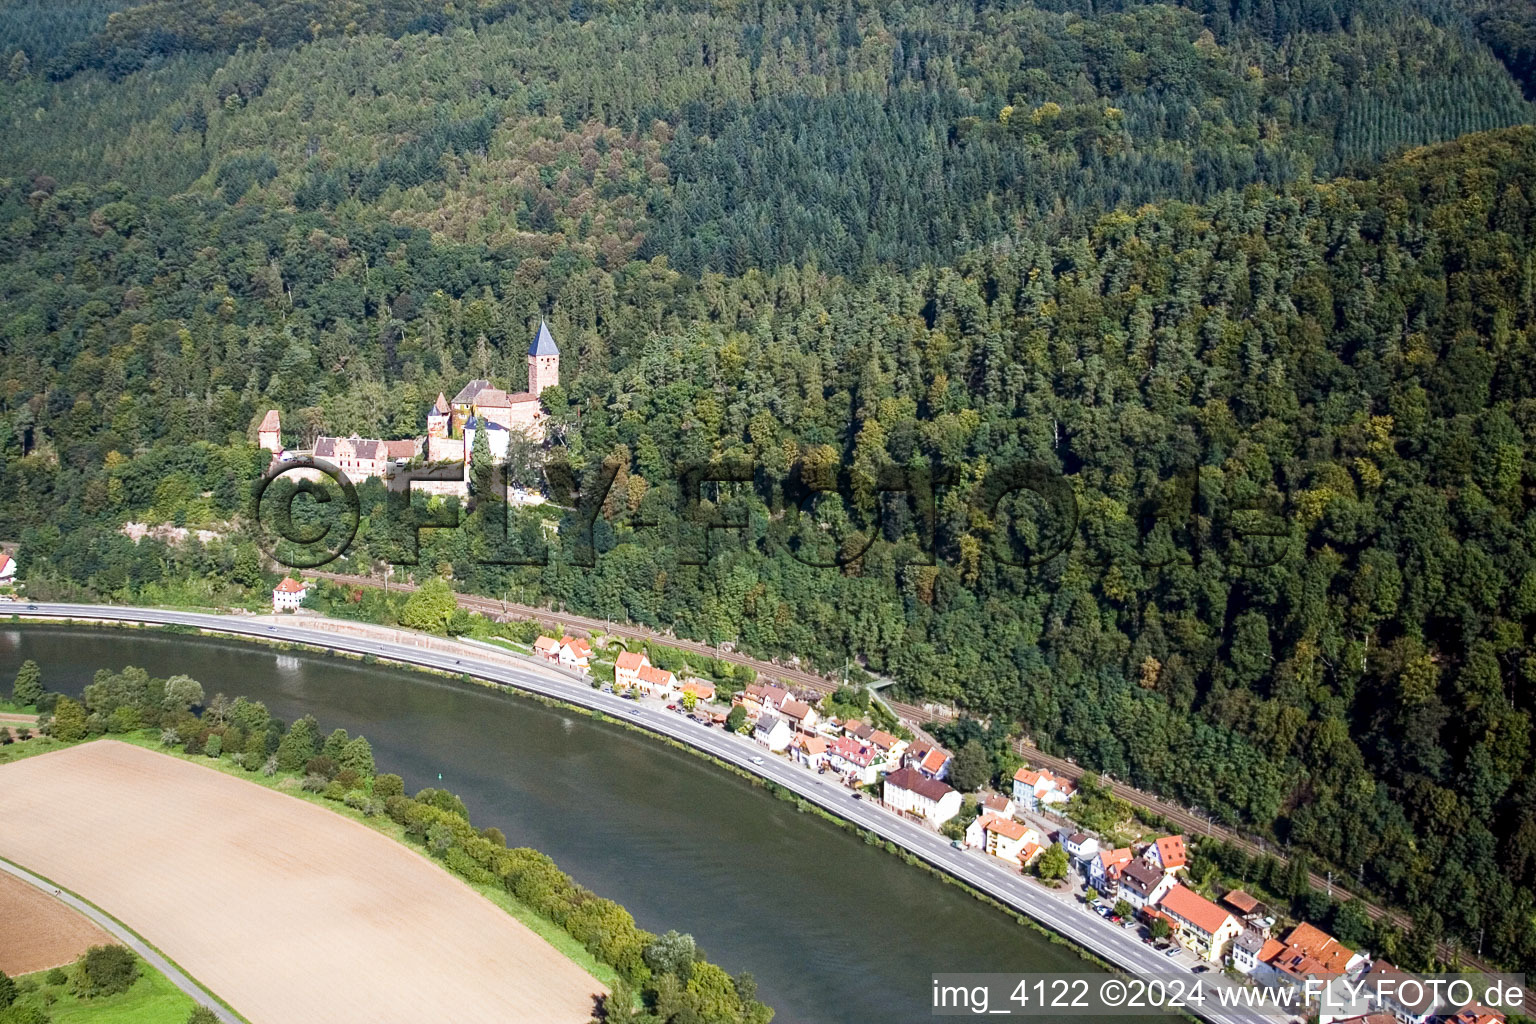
left=979, top=792, right=1014, bottom=818
left=827, top=735, right=881, bottom=785
left=1012, top=766, right=1076, bottom=810
left=1145, top=834, right=1188, bottom=873
left=903, top=740, right=952, bottom=780
left=271, top=577, right=310, bottom=612
left=533, top=636, right=561, bottom=660
left=792, top=734, right=830, bottom=770
left=614, top=650, right=648, bottom=688
left=634, top=664, right=678, bottom=699
left=0, top=551, right=15, bottom=584
left=1156, top=884, right=1242, bottom=962
left=777, top=698, right=819, bottom=732
left=258, top=409, right=282, bottom=453
left=557, top=636, right=591, bottom=673
left=965, top=813, right=1044, bottom=866
left=1088, top=846, right=1134, bottom=892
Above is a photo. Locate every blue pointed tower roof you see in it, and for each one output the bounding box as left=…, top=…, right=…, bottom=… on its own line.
left=529, top=321, right=559, bottom=356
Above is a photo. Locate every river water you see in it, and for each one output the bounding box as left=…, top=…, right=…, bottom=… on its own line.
left=0, top=625, right=1126, bottom=1024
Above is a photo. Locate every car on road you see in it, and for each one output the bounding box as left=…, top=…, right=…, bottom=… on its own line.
left=601, top=684, right=613, bottom=693
left=1193, top=965, right=1210, bottom=974
left=750, top=756, right=764, bottom=765
left=950, top=840, right=965, bottom=849
left=851, top=792, right=862, bottom=800
left=1164, top=948, right=1180, bottom=958
left=628, top=707, right=641, bottom=716
left=666, top=704, right=678, bottom=711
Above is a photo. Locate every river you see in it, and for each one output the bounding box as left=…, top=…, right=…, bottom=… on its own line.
left=0, top=624, right=1125, bottom=1024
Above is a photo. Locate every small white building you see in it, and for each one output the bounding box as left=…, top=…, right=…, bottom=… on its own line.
left=635, top=664, right=678, bottom=699
left=0, top=551, right=15, bottom=584
left=793, top=734, right=829, bottom=770
left=753, top=714, right=793, bottom=753
left=558, top=637, right=592, bottom=674
left=1116, top=859, right=1174, bottom=912
left=615, top=650, right=648, bottom=689
left=271, top=577, right=310, bottom=612
left=882, top=766, right=961, bottom=825
left=1063, top=831, right=1100, bottom=863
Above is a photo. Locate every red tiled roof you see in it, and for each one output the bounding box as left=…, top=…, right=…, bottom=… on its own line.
left=682, top=680, right=715, bottom=700
left=829, top=735, right=875, bottom=766
left=1155, top=835, right=1188, bottom=868
left=779, top=698, right=813, bottom=721
left=561, top=637, right=591, bottom=657
left=797, top=735, right=828, bottom=755
left=1222, top=889, right=1261, bottom=915
left=274, top=577, right=307, bottom=593
left=615, top=651, right=647, bottom=671
left=1158, top=885, right=1234, bottom=937
left=976, top=813, right=1031, bottom=841
left=867, top=729, right=900, bottom=751
left=1452, top=1003, right=1506, bottom=1024
left=1271, top=922, right=1354, bottom=977
left=637, top=665, right=674, bottom=686
left=258, top=409, right=281, bottom=432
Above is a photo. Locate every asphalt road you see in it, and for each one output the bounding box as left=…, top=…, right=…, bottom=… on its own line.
left=0, top=856, right=242, bottom=1024
left=14, top=602, right=1275, bottom=1024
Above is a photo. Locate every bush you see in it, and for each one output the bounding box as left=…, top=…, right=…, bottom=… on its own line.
left=0, top=970, right=13, bottom=1009
left=186, top=1007, right=220, bottom=1024
left=373, top=773, right=403, bottom=799
left=304, top=755, right=337, bottom=780
left=301, top=773, right=328, bottom=792
left=43, top=969, right=65, bottom=987
left=323, top=780, right=347, bottom=801
left=75, top=945, right=138, bottom=997
left=203, top=734, right=222, bottom=758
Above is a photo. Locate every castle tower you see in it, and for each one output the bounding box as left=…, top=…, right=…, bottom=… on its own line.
left=527, top=321, right=559, bottom=398
left=258, top=409, right=282, bottom=453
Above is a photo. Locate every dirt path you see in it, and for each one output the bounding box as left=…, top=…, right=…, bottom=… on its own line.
left=0, top=741, right=604, bottom=1024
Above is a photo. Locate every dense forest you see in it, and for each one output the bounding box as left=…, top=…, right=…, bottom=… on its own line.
left=1, top=0, right=1535, bottom=984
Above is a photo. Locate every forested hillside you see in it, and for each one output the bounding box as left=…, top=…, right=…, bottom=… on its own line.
left=1, top=0, right=1535, bottom=982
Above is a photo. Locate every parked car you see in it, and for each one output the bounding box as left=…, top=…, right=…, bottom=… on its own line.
left=951, top=840, right=965, bottom=849
left=1164, top=948, right=1180, bottom=958
left=1193, top=966, right=1210, bottom=974
left=750, top=756, right=764, bottom=765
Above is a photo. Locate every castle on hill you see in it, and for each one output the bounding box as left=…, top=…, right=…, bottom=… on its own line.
left=261, top=322, right=560, bottom=494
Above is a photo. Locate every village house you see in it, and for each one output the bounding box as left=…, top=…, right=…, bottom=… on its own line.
left=979, top=792, right=1015, bottom=819
left=533, top=636, right=561, bottom=661
left=1220, top=889, right=1266, bottom=921
left=681, top=679, right=716, bottom=704
left=258, top=409, right=282, bottom=452
left=271, top=577, right=310, bottom=612
left=1231, top=928, right=1269, bottom=974
left=0, top=551, right=15, bottom=583
left=827, top=735, right=881, bottom=786
left=615, top=650, right=648, bottom=688
left=1117, top=859, right=1175, bottom=912
left=558, top=636, right=591, bottom=674
left=1254, top=923, right=1366, bottom=1009
left=882, top=766, right=961, bottom=825
left=1012, top=766, right=1075, bottom=810
left=753, top=714, right=793, bottom=753
left=1156, top=884, right=1242, bottom=963
left=1088, top=846, right=1134, bottom=893
left=777, top=698, right=819, bottom=733
left=903, top=740, right=952, bottom=780
left=1145, top=835, right=1188, bottom=873
left=792, top=734, right=829, bottom=771
left=736, top=683, right=791, bottom=720
left=965, top=813, right=1043, bottom=867
left=635, top=664, right=678, bottom=699
left=866, top=729, right=907, bottom=765
left=1063, top=831, right=1100, bottom=863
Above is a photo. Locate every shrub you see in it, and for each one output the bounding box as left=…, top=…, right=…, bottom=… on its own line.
left=323, top=780, right=347, bottom=801
left=335, top=769, right=360, bottom=790
left=0, top=728, right=10, bottom=746
left=43, top=969, right=66, bottom=987
left=304, top=755, right=337, bottom=780
left=0, top=970, right=13, bottom=1009
left=159, top=728, right=180, bottom=746
left=203, top=734, right=222, bottom=758
left=373, top=773, right=403, bottom=799
left=301, top=773, right=328, bottom=792
left=187, top=1007, right=220, bottom=1024
left=75, top=945, right=138, bottom=997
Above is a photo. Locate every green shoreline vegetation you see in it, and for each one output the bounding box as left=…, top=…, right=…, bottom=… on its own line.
left=2, top=657, right=772, bottom=1024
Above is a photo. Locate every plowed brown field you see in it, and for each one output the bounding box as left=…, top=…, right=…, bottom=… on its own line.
left=0, top=869, right=113, bottom=974
left=0, top=741, right=603, bottom=1024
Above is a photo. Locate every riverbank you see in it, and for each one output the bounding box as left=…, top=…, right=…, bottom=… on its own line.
left=7, top=605, right=1256, bottom=1024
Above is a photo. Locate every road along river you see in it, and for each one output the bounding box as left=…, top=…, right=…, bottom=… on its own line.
left=1, top=607, right=1267, bottom=1024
